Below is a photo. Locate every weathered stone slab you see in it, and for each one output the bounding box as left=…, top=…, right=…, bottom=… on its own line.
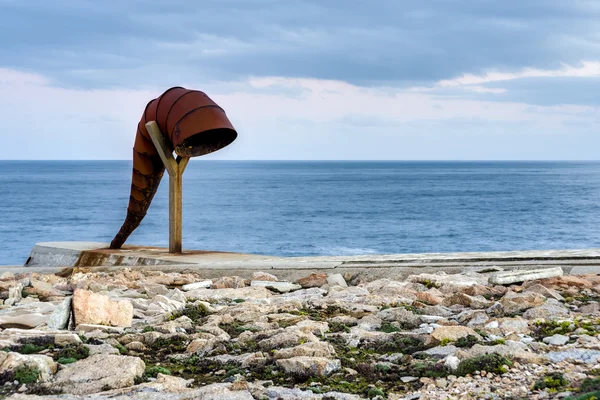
left=488, top=267, right=563, bottom=285
left=52, top=355, right=145, bottom=395
left=0, top=302, right=55, bottom=329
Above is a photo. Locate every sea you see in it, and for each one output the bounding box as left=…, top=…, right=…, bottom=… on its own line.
left=1, top=161, right=600, bottom=265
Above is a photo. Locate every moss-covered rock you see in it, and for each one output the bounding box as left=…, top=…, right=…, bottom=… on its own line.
left=456, top=353, right=512, bottom=376
left=533, top=372, right=568, bottom=391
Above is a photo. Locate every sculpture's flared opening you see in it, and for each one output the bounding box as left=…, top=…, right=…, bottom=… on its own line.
left=174, top=128, right=238, bottom=157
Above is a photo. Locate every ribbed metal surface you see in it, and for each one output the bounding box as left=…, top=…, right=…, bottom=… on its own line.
left=110, top=87, right=237, bottom=249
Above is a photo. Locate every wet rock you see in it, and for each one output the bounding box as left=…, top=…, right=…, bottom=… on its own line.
left=295, top=273, right=328, bottom=288
left=0, top=351, right=57, bottom=382
left=47, top=296, right=72, bottom=330
left=181, top=281, right=212, bottom=291
left=73, top=289, right=133, bottom=327
left=276, top=356, right=341, bottom=377
left=52, top=355, right=145, bottom=395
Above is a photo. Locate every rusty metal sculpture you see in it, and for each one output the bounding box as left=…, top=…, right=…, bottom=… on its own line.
left=110, top=87, right=237, bottom=252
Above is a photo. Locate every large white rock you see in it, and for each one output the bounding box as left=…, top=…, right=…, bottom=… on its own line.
left=73, top=289, right=133, bottom=327
left=181, top=280, right=212, bottom=291
left=327, top=274, right=348, bottom=288
left=488, top=267, right=563, bottom=285
left=52, top=355, right=145, bottom=395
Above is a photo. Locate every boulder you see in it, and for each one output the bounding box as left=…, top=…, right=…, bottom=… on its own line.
left=252, top=271, right=278, bottom=282
left=212, top=276, right=247, bottom=289
left=376, top=307, right=420, bottom=328
left=296, top=273, right=328, bottom=288
left=0, top=351, right=57, bottom=383
left=523, top=284, right=564, bottom=301
left=276, top=356, right=341, bottom=377
left=327, top=274, right=348, bottom=288
left=273, top=342, right=336, bottom=359
left=52, top=355, right=145, bottom=395
left=443, top=293, right=491, bottom=309
left=522, top=299, right=570, bottom=320
left=429, top=326, right=481, bottom=345
left=416, top=290, right=444, bottom=305
left=526, top=275, right=593, bottom=290
left=543, top=334, right=570, bottom=346
left=458, top=342, right=545, bottom=364
left=497, top=291, right=546, bottom=315
left=73, top=289, right=133, bottom=327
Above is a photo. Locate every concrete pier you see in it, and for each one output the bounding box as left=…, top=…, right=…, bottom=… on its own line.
left=1, top=242, right=598, bottom=281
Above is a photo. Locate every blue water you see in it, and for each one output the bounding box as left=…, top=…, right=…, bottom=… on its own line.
left=1, top=161, right=600, bottom=265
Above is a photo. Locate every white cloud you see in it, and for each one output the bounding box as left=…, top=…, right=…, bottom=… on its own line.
left=0, top=67, right=598, bottom=160
left=438, top=61, right=600, bottom=87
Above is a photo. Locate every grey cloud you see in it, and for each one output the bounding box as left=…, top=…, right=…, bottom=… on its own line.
left=0, top=0, right=598, bottom=88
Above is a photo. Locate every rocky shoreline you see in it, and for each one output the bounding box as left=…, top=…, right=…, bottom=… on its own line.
left=0, top=267, right=599, bottom=399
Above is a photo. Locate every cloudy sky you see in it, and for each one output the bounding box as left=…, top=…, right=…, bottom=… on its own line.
left=0, top=0, right=599, bottom=160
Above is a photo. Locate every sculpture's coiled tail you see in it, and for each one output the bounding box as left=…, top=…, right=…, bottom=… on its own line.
left=110, top=87, right=237, bottom=249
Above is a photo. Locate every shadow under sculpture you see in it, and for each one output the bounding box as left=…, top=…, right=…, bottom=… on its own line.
left=110, top=87, right=238, bottom=252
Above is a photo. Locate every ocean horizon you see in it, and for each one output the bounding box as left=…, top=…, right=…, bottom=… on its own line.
left=1, top=160, right=600, bottom=265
